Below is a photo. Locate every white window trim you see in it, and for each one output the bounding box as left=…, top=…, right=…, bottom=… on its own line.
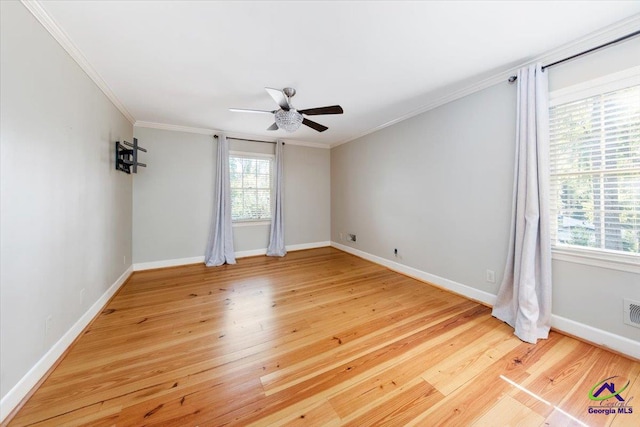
left=552, top=247, right=640, bottom=274
left=549, top=65, right=640, bottom=107
left=229, top=151, right=275, bottom=160
left=232, top=220, right=271, bottom=227
left=229, top=151, right=275, bottom=224
left=549, top=66, right=640, bottom=273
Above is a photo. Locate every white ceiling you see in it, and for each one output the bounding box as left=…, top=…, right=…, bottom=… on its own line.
left=34, top=1, right=640, bottom=146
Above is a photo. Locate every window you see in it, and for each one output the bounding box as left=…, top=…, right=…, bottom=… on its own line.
left=229, top=153, right=273, bottom=222
left=549, top=69, right=640, bottom=264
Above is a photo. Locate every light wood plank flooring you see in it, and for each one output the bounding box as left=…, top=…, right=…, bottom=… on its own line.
left=6, top=247, right=640, bottom=426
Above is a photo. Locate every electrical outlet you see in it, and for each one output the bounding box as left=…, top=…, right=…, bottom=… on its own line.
left=339, top=232, right=344, bottom=241
left=486, top=269, right=496, bottom=283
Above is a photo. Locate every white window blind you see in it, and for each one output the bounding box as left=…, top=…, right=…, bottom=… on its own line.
left=229, top=154, right=273, bottom=222
left=549, top=83, right=640, bottom=255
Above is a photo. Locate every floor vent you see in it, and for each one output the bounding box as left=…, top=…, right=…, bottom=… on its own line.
left=624, top=298, right=640, bottom=329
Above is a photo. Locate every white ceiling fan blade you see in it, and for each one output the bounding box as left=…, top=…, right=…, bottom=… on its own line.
left=265, top=87, right=290, bottom=111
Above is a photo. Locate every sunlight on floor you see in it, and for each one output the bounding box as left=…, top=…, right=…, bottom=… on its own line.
left=499, top=374, right=588, bottom=426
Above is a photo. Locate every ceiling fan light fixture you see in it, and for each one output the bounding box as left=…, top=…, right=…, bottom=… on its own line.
left=274, top=109, right=303, bottom=132
left=232, top=87, right=341, bottom=133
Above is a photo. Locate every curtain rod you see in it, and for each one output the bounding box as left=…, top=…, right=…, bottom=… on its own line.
left=508, top=29, right=640, bottom=83
left=213, top=135, right=283, bottom=145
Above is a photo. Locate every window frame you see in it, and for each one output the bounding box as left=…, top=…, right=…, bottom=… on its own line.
left=548, top=66, right=640, bottom=273
left=229, top=151, right=275, bottom=226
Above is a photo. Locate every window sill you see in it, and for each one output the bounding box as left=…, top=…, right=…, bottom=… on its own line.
left=552, top=246, right=639, bottom=274
left=232, top=221, right=271, bottom=227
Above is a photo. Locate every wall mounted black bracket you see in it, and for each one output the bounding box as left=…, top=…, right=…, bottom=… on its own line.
left=115, top=138, right=147, bottom=174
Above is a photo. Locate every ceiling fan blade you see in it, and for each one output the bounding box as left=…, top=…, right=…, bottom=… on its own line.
left=267, top=123, right=279, bottom=131
left=265, top=87, right=290, bottom=111
left=229, top=108, right=274, bottom=114
left=299, top=105, right=344, bottom=116
left=302, top=118, right=328, bottom=132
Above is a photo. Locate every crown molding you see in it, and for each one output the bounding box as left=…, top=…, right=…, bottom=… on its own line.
left=135, top=121, right=215, bottom=136
left=21, top=0, right=135, bottom=124
left=331, top=13, right=640, bottom=148
left=21, top=0, right=639, bottom=148
left=134, top=121, right=330, bottom=149
left=278, top=139, right=330, bottom=149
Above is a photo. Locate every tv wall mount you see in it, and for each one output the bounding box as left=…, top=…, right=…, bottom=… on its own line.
left=115, top=138, right=146, bottom=174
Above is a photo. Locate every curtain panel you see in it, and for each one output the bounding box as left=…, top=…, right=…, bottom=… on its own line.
left=267, top=140, right=286, bottom=257
left=204, top=134, right=236, bottom=266
left=492, top=63, right=552, bottom=344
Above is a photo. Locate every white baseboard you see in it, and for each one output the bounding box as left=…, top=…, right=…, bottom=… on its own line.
left=550, top=314, right=640, bottom=358
left=286, top=241, right=332, bottom=252
left=331, top=241, right=496, bottom=306
left=234, top=249, right=267, bottom=258
left=330, top=241, right=638, bottom=359
left=0, top=266, right=133, bottom=423
left=133, top=241, right=332, bottom=271
left=133, top=256, right=205, bottom=271
left=235, top=241, right=332, bottom=259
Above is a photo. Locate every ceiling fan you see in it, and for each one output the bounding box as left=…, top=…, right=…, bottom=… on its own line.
left=230, top=87, right=343, bottom=133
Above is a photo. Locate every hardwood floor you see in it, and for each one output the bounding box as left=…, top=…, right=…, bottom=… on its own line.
left=6, top=247, right=640, bottom=426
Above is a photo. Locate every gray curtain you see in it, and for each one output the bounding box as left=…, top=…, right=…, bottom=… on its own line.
left=204, top=134, right=236, bottom=266
left=492, top=63, right=552, bottom=344
left=266, top=140, right=286, bottom=257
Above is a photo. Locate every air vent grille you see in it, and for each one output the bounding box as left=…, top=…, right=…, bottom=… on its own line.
left=623, top=299, right=640, bottom=329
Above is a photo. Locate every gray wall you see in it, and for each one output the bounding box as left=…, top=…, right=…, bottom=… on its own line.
left=132, top=127, right=330, bottom=264
left=331, top=37, right=640, bottom=342
left=332, top=83, right=515, bottom=296
left=132, top=128, right=214, bottom=263
left=0, top=1, right=133, bottom=401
